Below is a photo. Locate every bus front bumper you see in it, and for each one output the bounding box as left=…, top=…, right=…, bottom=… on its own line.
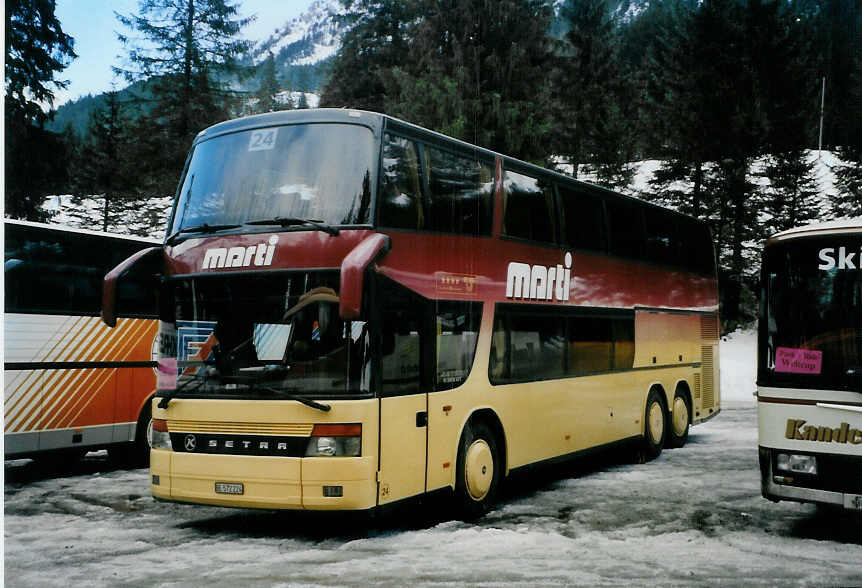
left=759, top=447, right=862, bottom=511
left=151, top=449, right=377, bottom=510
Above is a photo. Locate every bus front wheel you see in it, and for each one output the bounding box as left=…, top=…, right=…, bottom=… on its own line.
left=643, top=389, right=667, bottom=460
left=455, top=420, right=501, bottom=519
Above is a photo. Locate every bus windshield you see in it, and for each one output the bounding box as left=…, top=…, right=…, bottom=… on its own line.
left=760, top=236, right=862, bottom=392
left=170, top=124, right=375, bottom=235
left=161, top=272, right=372, bottom=400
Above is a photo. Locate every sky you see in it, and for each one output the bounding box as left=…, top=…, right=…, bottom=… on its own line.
left=54, top=0, right=315, bottom=106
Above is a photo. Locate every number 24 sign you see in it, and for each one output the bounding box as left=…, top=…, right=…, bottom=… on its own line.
left=248, top=128, right=278, bottom=152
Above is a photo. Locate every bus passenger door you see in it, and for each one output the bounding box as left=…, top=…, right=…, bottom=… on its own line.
left=377, top=302, right=428, bottom=506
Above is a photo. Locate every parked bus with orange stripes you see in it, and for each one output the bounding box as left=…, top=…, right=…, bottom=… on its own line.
left=103, top=109, right=720, bottom=516
left=4, top=220, right=159, bottom=464
left=758, top=219, right=862, bottom=511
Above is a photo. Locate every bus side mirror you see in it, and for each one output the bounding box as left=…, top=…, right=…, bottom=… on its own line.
left=340, top=233, right=390, bottom=320
left=102, top=246, right=164, bottom=327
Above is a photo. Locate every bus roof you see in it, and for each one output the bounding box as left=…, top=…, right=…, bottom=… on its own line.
left=195, top=108, right=706, bottom=228
left=767, top=217, right=862, bottom=245
left=4, top=218, right=162, bottom=245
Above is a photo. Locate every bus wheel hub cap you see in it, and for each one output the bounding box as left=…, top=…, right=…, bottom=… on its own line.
left=672, top=397, right=688, bottom=436
left=465, top=439, right=493, bottom=500
left=649, top=403, right=664, bottom=443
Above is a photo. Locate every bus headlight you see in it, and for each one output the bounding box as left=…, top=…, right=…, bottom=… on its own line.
left=776, top=452, right=817, bottom=475
left=305, top=424, right=361, bottom=457
left=149, top=419, right=172, bottom=450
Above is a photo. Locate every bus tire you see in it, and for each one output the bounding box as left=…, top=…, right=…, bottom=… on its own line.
left=109, top=398, right=152, bottom=468
left=668, top=389, right=691, bottom=448
left=643, top=388, right=667, bottom=461
left=455, top=420, right=501, bottom=520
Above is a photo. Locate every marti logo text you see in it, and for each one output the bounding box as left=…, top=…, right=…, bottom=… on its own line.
left=202, top=235, right=278, bottom=270
left=506, top=252, right=572, bottom=301
left=818, top=246, right=862, bottom=270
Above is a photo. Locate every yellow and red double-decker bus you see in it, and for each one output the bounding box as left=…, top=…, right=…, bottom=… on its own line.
left=5, top=220, right=159, bottom=463
left=103, top=109, right=720, bottom=516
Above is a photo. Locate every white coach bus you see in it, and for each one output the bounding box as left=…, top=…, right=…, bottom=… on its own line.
left=758, top=219, right=862, bottom=511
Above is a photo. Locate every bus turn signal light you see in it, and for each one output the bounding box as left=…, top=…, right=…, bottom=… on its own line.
left=310, top=423, right=361, bottom=437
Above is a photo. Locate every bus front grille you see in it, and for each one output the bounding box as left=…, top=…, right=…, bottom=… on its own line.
left=168, top=420, right=314, bottom=437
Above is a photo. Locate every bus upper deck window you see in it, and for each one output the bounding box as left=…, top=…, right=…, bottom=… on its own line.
left=503, top=170, right=556, bottom=244
left=379, top=135, right=423, bottom=230
left=425, top=147, right=493, bottom=236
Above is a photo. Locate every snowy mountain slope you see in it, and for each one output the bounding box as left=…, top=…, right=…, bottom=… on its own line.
left=256, top=0, right=344, bottom=64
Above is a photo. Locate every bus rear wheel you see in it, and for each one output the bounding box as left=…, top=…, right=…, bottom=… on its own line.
left=668, top=390, right=691, bottom=448
left=643, top=389, right=667, bottom=461
left=455, top=420, right=501, bottom=520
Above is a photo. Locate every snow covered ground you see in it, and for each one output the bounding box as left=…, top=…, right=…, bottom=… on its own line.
left=4, top=333, right=861, bottom=587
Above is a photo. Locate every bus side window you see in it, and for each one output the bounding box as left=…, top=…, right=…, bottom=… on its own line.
left=644, top=207, right=680, bottom=266
left=567, top=316, right=612, bottom=375
left=425, top=147, right=493, bottom=236
left=503, top=170, right=556, bottom=244
left=4, top=231, right=102, bottom=315
left=378, top=134, right=424, bottom=230
left=559, top=185, right=606, bottom=252
left=679, top=217, right=716, bottom=275
left=490, top=307, right=565, bottom=383
left=606, top=198, right=646, bottom=261
left=566, top=314, right=635, bottom=375
left=435, top=301, right=482, bottom=390
left=611, top=317, right=635, bottom=370
left=379, top=279, right=426, bottom=396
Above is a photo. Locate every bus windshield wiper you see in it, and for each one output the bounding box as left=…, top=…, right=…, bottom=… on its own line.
left=257, top=385, right=332, bottom=412
left=157, top=373, right=209, bottom=409
left=165, top=223, right=242, bottom=245
left=233, top=369, right=332, bottom=412
left=245, top=217, right=340, bottom=236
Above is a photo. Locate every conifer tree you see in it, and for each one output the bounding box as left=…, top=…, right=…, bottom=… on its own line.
left=5, top=0, right=77, bottom=219
left=319, top=0, right=417, bottom=111
left=254, top=51, right=284, bottom=113
left=764, top=151, right=822, bottom=232
left=812, top=0, right=861, bottom=150
left=389, top=0, right=555, bottom=161
left=553, top=0, right=633, bottom=185
left=642, top=0, right=712, bottom=217
left=833, top=147, right=862, bottom=217
left=115, top=0, right=253, bottom=195
left=75, top=90, right=137, bottom=231
left=830, top=37, right=862, bottom=217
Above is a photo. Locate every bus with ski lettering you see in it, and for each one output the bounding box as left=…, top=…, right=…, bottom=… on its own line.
left=103, top=109, right=720, bottom=516
left=758, top=219, right=862, bottom=511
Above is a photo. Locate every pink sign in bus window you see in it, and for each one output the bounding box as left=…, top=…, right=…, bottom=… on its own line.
left=157, top=358, right=178, bottom=390
left=775, top=347, right=822, bottom=374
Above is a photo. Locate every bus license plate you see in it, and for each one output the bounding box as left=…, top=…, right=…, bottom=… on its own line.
left=845, top=494, right=862, bottom=510
left=215, top=482, right=244, bottom=495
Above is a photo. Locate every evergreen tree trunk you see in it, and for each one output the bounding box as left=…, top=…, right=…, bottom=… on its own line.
left=727, top=159, right=748, bottom=326
left=692, top=161, right=703, bottom=218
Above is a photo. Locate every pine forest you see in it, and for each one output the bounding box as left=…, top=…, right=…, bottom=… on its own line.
left=4, top=0, right=861, bottom=328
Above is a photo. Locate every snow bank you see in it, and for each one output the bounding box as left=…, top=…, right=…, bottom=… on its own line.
left=720, top=329, right=758, bottom=403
